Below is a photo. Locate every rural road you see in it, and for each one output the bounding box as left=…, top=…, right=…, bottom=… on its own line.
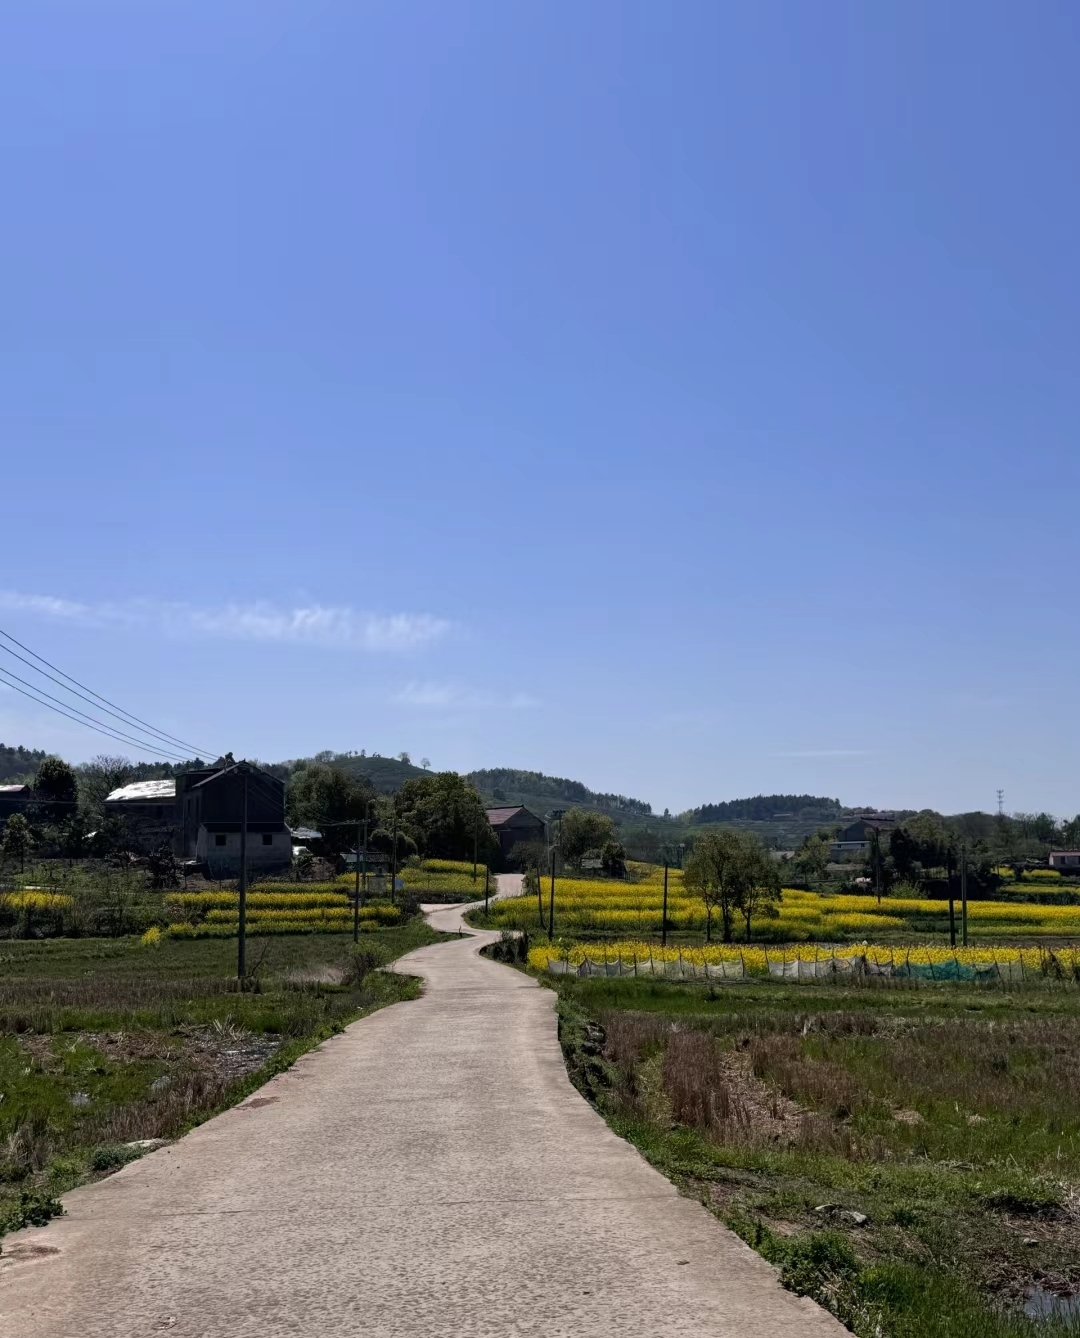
left=0, top=875, right=845, bottom=1337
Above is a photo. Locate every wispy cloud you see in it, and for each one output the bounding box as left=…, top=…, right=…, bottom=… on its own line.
left=393, top=681, right=541, bottom=710
left=0, top=590, right=450, bottom=652
left=771, top=748, right=872, bottom=759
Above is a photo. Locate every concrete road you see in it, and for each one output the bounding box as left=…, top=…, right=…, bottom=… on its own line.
left=0, top=876, right=846, bottom=1336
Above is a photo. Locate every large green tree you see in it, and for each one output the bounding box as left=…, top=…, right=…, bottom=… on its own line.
left=394, top=772, right=496, bottom=862
left=286, top=763, right=376, bottom=856
left=33, top=756, right=77, bottom=802
left=559, top=809, right=616, bottom=866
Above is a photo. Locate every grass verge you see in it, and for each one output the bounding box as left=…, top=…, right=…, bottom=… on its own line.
left=0, top=917, right=447, bottom=1238
left=551, top=973, right=1080, bottom=1336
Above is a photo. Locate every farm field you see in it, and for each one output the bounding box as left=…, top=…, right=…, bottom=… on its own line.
left=474, top=868, right=1080, bottom=944
left=0, top=917, right=447, bottom=1238
left=530, top=940, right=1080, bottom=984
left=552, top=970, right=1080, bottom=1336
left=0, top=859, right=488, bottom=940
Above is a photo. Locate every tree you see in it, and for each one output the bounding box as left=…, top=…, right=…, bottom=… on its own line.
left=394, top=772, right=497, bottom=862
left=286, top=764, right=376, bottom=857
left=32, top=756, right=78, bottom=820
left=686, top=830, right=780, bottom=942
left=77, top=755, right=133, bottom=820
left=559, top=809, right=616, bottom=866
left=1, top=813, right=31, bottom=870
left=685, top=830, right=743, bottom=942
left=600, top=839, right=626, bottom=878
left=739, top=842, right=783, bottom=940
left=794, top=833, right=831, bottom=888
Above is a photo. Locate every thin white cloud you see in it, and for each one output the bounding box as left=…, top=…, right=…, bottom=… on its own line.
left=393, top=681, right=541, bottom=710
left=0, top=590, right=449, bottom=652
left=771, top=749, right=872, bottom=759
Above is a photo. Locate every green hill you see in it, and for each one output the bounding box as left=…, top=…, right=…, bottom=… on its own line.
left=290, top=751, right=430, bottom=794
left=466, top=767, right=653, bottom=822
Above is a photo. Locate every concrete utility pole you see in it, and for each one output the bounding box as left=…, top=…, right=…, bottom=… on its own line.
left=662, top=860, right=669, bottom=948
left=390, top=817, right=399, bottom=905
left=237, top=762, right=250, bottom=982
left=354, top=813, right=363, bottom=944
left=548, top=847, right=555, bottom=942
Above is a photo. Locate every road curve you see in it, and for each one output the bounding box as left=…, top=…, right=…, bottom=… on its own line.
left=0, top=876, right=845, bottom=1336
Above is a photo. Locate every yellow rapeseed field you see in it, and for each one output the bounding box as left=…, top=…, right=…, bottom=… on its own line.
left=528, top=939, right=1080, bottom=981
left=164, top=880, right=400, bottom=937
left=483, top=869, right=1080, bottom=941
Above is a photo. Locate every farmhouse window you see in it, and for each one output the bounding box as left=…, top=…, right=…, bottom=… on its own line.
left=215, top=834, right=227, bottom=847
left=262, top=833, right=273, bottom=846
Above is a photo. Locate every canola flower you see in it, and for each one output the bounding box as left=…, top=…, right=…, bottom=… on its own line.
left=2, top=891, right=74, bottom=912
left=528, top=939, right=1080, bottom=979
left=166, top=879, right=403, bottom=937
left=485, top=874, right=1080, bottom=940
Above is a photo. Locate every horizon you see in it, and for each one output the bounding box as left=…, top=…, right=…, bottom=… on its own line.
left=3, top=3, right=1078, bottom=818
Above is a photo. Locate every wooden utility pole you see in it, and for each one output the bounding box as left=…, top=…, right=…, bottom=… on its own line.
left=237, top=763, right=249, bottom=982
left=662, top=860, right=669, bottom=948
left=536, top=863, right=544, bottom=930
left=961, top=847, right=969, bottom=947
left=473, top=821, right=478, bottom=880
left=484, top=860, right=490, bottom=915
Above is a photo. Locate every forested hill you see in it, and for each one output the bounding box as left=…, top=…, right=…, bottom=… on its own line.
left=467, top=768, right=652, bottom=818
left=0, top=743, right=48, bottom=784
left=682, top=794, right=845, bottom=825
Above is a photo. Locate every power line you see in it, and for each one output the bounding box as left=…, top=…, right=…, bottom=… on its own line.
left=0, top=624, right=216, bottom=758
left=0, top=667, right=192, bottom=761
left=0, top=637, right=214, bottom=759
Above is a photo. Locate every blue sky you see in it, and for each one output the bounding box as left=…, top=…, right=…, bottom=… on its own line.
left=2, top=1, right=1079, bottom=816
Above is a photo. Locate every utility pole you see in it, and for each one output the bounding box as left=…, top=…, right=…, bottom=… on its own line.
left=662, top=860, right=669, bottom=948
left=237, top=762, right=249, bottom=982
left=961, top=846, right=969, bottom=947
left=871, top=830, right=882, bottom=907
left=353, top=813, right=363, bottom=944
left=472, top=820, right=479, bottom=881
left=536, top=862, right=544, bottom=930
left=362, top=804, right=371, bottom=900
left=548, top=846, right=555, bottom=942
left=484, top=859, right=490, bottom=915
left=390, top=817, right=399, bottom=905
left=997, top=789, right=1005, bottom=817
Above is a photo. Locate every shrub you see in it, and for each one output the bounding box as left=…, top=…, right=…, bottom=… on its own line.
left=1, top=1190, right=65, bottom=1234
left=345, top=944, right=383, bottom=985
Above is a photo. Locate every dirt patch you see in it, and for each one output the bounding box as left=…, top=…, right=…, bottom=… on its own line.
left=174, top=1025, right=280, bottom=1083
left=714, top=1047, right=805, bottom=1145
left=19, top=1026, right=280, bottom=1088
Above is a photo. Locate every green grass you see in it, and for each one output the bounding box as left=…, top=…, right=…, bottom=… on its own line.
left=550, top=973, right=1080, bottom=1336
left=0, top=918, right=447, bottom=1236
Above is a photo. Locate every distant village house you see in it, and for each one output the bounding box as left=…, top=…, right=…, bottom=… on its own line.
left=105, top=761, right=290, bottom=877
left=485, top=805, right=546, bottom=861
left=830, top=814, right=896, bottom=860
left=102, top=780, right=178, bottom=853
left=0, top=784, right=32, bottom=828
